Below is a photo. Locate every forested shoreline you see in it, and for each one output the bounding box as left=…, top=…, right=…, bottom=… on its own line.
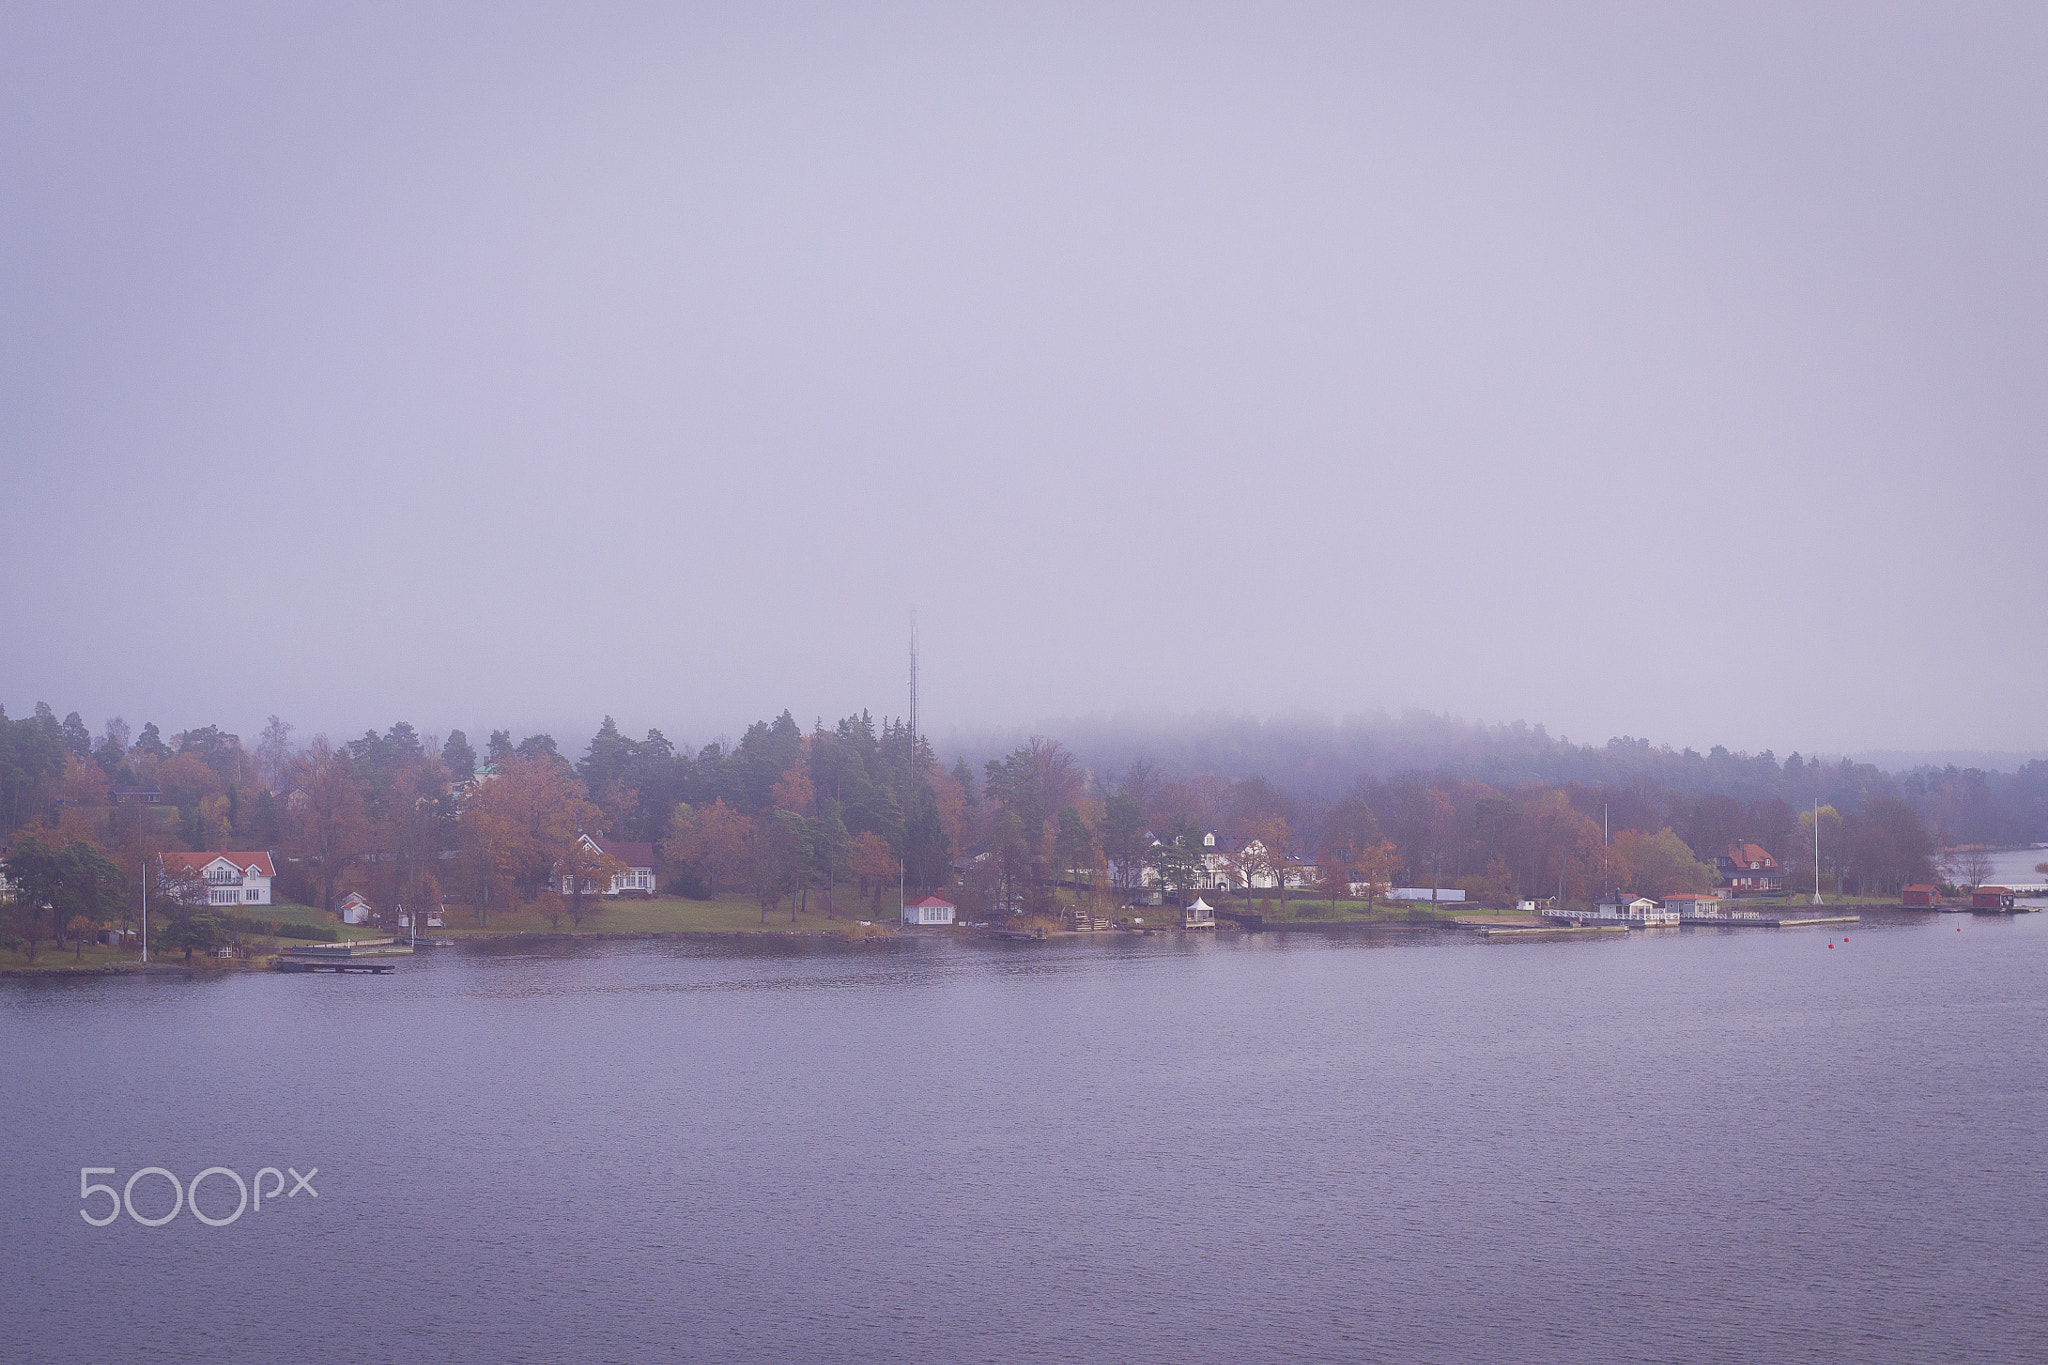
left=2, top=700, right=2040, bottom=962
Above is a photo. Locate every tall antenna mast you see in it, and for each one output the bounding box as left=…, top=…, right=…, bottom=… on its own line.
left=908, top=609, right=920, bottom=740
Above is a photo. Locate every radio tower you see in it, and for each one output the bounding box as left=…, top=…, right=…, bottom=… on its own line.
left=908, top=610, right=920, bottom=741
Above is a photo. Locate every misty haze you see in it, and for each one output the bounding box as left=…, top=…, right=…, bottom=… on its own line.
left=4, top=6, right=2045, bottom=1364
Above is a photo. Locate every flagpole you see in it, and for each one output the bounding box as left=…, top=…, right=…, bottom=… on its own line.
left=1813, top=799, right=1823, bottom=905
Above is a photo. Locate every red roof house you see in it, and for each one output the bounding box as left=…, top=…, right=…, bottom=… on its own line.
left=1715, top=843, right=1783, bottom=895
left=158, top=851, right=277, bottom=907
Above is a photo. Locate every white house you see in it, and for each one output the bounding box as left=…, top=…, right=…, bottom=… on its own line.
left=337, top=891, right=373, bottom=925
left=557, top=834, right=658, bottom=897
left=1661, top=893, right=1724, bottom=920
left=160, top=851, right=275, bottom=907
left=1594, top=895, right=1677, bottom=924
left=901, top=895, right=956, bottom=926
left=1183, top=896, right=1217, bottom=930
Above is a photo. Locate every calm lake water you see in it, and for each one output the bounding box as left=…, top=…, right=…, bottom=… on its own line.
left=5, top=914, right=2046, bottom=1363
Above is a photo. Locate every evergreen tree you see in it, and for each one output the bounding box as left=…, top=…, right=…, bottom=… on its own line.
left=442, top=730, right=477, bottom=782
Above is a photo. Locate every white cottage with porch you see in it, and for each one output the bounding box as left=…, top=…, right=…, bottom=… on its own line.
left=901, top=895, right=956, bottom=926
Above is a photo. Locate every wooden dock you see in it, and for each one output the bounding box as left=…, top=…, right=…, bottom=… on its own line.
left=273, top=956, right=401, bottom=973
left=1684, top=914, right=1861, bottom=929
left=1481, top=924, right=1629, bottom=941
left=273, top=939, right=413, bottom=973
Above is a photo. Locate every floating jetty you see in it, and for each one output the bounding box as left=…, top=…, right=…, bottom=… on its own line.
left=1481, top=924, right=1629, bottom=941
left=1685, top=914, right=1860, bottom=929
left=272, top=939, right=413, bottom=973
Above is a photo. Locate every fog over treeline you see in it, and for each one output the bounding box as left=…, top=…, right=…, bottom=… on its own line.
left=6, top=698, right=2042, bottom=886
left=6, top=6, right=2047, bottom=759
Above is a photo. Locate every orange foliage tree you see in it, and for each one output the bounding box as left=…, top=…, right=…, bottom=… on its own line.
left=664, top=799, right=752, bottom=897
left=287, top=737, right=371, bottom=913
left=849, top=831, right=898, bottom=915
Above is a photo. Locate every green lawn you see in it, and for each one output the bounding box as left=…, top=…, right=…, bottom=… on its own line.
left=439, top=891, right=902, bottom=937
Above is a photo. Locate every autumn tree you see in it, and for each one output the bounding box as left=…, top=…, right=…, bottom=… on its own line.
left=771, top=764, right=816, bottom=816
left=850, top=831, right=898, bottom=916
left=460, top=756, right=599, bottom=901
left=557, top=835, right=626, bottom=928
left=1354, top=839, right=1397, bottom=914
left=287, top=737, right=371, bottom=912
left=664, top=799, right=752, bottom=897
left=1610, top=828, right=1716, bottom=896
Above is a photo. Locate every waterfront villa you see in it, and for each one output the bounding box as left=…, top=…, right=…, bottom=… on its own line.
left=160, top=851, right=275, bottom=907
left=901, top=895, right=956, bottom=926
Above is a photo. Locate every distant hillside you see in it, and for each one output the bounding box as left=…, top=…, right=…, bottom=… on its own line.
left=1850, top=750, right=2048, bottom=775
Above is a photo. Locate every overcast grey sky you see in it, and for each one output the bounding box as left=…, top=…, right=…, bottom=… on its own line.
left=3, top=3, right=2043, bottom=757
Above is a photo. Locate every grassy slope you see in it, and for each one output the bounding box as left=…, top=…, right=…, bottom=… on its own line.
left=440, top=890, right=901, bottom=937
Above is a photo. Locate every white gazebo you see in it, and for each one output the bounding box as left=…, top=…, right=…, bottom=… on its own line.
left=1184, top=896, right=1217, bottom=930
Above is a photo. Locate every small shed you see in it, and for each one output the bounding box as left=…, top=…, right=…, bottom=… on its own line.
left=1184, top=896, right=1216, bottom=930
left=901, top=895, right=956, bottom=926
left=337, top=891, right=373, bottom=926
left=1972, top=886, right=2016, bottom=912
left=1901, top=884, right=1940, bottom=908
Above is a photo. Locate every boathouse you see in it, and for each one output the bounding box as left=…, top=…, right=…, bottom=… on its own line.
left=1901, top=884, right=1940, bottom=908
left=901, top=895, right=956, bottom=926
left=1594, top=895, right=1677, bottom=924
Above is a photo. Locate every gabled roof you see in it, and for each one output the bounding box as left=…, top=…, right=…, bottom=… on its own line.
left=161, top=850, right=276, bottom=877
left=907, top=895, right=955, bottom=908
left=582, top=834, right=655, bottom=868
